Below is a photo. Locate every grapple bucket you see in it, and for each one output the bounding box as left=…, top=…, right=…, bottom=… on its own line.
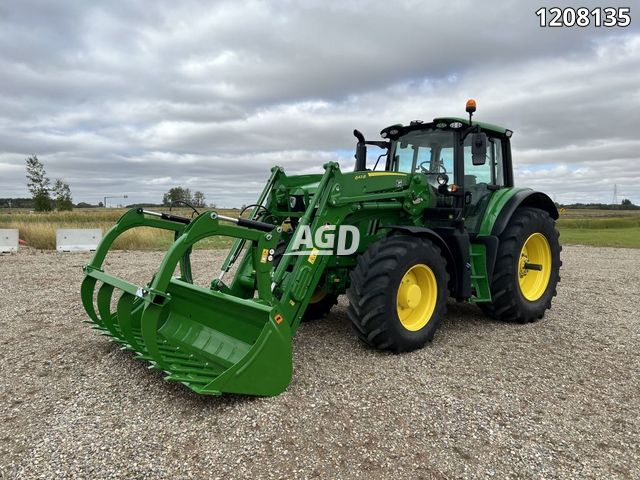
left=80, top=207, right=292, bottom=396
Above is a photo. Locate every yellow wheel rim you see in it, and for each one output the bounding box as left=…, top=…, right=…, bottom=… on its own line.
left=309, top=288, right=327, bottom=304
left=518, top=233, right=552, bottom=301
left=396, top=264, right=438, bottom=331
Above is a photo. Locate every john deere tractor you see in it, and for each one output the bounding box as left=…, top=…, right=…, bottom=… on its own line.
left=81, top=100, right=561, bottom=396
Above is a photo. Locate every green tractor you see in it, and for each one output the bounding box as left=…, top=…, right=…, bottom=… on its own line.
left=81, top=100, right=561, bottom=396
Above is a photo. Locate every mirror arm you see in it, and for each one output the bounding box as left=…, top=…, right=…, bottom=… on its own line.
left=364, top=140, right=390, bottom=149
left=460, top=124, right=481, bottom=144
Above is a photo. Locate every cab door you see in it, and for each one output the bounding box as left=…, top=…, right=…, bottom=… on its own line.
left=462, top=135, right=505, bottom=233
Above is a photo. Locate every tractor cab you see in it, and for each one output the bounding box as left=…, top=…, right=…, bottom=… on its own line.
left=356, top=100, right=514, bottom=234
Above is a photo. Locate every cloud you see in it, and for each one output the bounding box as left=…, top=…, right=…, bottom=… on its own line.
left=0, top=0, right=639, bottom=206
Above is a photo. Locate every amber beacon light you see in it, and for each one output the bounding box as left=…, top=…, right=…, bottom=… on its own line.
left=466, top=98, right=477, bottom=122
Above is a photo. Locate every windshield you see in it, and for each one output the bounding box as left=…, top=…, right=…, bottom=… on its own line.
left=392, top=129, right=455, bottom=186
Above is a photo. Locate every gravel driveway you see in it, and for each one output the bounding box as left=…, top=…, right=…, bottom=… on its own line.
left=1, top=245, right=638, bottom=479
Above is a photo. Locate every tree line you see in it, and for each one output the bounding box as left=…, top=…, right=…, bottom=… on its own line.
left=17, top=155, right=211, bottom=212
left=15, top=155, right=637, bottom=213
left=162, top=187, right=207, bottom=208
left=558, top=200, right=639, bottom=210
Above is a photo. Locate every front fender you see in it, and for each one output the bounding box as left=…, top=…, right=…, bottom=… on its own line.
left=380, top=225, right=470, bottom=299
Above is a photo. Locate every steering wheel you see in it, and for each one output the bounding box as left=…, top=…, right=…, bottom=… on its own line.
left=418, top=160, right=447, bottom=175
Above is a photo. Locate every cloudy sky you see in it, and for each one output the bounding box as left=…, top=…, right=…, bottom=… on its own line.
left=1, top=0, right=639, bottom=206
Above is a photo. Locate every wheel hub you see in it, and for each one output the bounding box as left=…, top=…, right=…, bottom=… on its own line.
left=396, top=264, right=438, bottom=331
left=399, top=283, right=422, bottom=309
left=519, top=250, right=530, bottom=278
left=518, top=233, right=552, bottom=301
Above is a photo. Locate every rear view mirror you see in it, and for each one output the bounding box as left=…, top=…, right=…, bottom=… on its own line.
left=471, top=132, right=487, bottom=165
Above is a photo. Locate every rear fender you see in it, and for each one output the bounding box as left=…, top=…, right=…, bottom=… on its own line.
left=491, top=190, right=558, bottom=237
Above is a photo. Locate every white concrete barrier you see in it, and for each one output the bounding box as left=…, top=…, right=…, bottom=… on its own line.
left=56, top=229, right=102, bottom=252
left=0, top=229, right=19, bottom=253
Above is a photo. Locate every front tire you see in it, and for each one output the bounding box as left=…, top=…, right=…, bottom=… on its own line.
left=303, top=289, right=338, bottom=320
left=347, top=236, right=449, bottom=352
left=480, top=207, right=561, bottom=322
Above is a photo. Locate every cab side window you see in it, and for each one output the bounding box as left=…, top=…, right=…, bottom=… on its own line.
left=394, top=143, right=414, bottom=172
left=463, top=135, right=504, bottom=186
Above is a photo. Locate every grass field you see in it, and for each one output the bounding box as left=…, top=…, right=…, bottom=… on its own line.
left=1, top=207, right=639, bottom=250
left=556, top=210, right=640, bottom=248
left=0, top=208, right=239, bottom=250
left=558, top=227, right=640, bottom=248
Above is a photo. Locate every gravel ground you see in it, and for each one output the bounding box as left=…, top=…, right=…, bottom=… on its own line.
left=0, top=245, right=638, bottom=479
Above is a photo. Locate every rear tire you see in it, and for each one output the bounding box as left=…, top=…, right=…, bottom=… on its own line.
left=347, top=236, right=449, bottom=353
left=480, top=207, right=561, bottom=323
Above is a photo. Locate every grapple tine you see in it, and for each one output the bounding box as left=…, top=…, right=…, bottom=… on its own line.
left=96, top=282, right=118, bottom=338
left=80, top=276, right=101, bottom=327
left=117, top=292, right=145, bottom=353
left=140, top=303, right=170, bottom=371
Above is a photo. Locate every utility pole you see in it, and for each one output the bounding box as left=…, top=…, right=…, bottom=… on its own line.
left=612, top=184, right=618, bottom=205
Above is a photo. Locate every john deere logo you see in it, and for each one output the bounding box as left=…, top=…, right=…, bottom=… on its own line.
left=285, top=225, right=359, bottom=256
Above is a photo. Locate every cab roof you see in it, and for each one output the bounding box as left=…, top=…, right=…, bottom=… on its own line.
left=380, top=117, right=510, bottom=138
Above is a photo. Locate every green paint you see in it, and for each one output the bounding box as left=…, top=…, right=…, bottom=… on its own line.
left=477, top=187, right=530, bottom=236
left=469, top=243, right=491, bottom=302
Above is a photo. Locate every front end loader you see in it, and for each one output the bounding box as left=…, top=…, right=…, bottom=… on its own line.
left=81, top=100, right=561, bottom=396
